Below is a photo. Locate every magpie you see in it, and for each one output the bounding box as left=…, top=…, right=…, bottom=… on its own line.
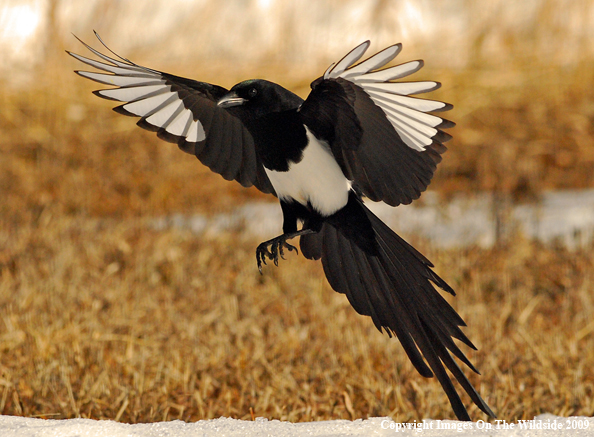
left=68, top=32, right=495, bottom=421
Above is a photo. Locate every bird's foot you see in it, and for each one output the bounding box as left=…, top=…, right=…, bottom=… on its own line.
left=256, top=234, right=299, bottom=274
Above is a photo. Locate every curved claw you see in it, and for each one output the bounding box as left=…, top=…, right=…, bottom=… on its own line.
left=285, top=242, right=298, bottom=256
left=272, top=243, right=279, bottom=267
left=256, top=242, right=273, bottom=274
left=256, top=235, right=300, bottom=272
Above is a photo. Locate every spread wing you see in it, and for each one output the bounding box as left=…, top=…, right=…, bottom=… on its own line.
left=67, top=32, right=274, bottom=195
left=299, top=41, right=454, bottom=206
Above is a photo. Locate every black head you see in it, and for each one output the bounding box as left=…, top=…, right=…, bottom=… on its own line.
left=217, top=79, right=302, bottom=117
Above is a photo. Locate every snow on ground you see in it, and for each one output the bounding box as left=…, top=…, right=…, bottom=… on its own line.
left=153, top=189, right=594, bottom=249
left=1, top=415, right=593, bottom=437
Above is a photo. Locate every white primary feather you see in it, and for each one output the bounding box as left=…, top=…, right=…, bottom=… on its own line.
left=122, top=92, right=177, bottom=117
left=165, top=109, right=194, bottom=136
left=70, top=36, right=207, bottom=144
left=97, top=84, right=169, bottom=102
left=186, top=119, right=206, bottom=142
left=322, top=62, right=336, bottom=79
left=370, top=93, right=444, bottom=127
left=352, top=60, right=423, bottom=83
left=365, top=90, right=447, bottom=113
left=70, top=52, right=151, bottom=76
left=145, top=100, right=184, bottom=128
left=80, top=47, right=148, bottom=73
left=77, top=71, right=160, bottom=87
left=75, top=33, right=163, bottom=76
left=360, top=81, right=440, bottom=96
left=326, top=41, right=370, bottom=79
left=386, top=116, right=433, bottom=151
left=338, top=44, right=401, bottom=79
left=382, top=105, right=438, bottom=139
left=323, top=42, right=450, bottom=151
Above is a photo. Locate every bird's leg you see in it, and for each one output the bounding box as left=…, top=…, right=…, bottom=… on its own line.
left=256, top=229, right=315, bottom=273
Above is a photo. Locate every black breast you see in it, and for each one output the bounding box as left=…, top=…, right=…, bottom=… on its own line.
left=247, top=109, right=309, bottom=172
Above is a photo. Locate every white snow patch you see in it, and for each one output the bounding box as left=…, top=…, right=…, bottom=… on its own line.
left=153, top=189, right=594, bottom=249
left=1, top=414, right=593, bottom=437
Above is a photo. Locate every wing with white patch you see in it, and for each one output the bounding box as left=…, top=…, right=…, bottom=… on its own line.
left=68, top=32, right=274, bottom=195
left=300, top=41, right=454, bottom=206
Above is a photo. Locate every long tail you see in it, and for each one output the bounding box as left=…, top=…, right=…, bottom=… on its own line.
left=300, top=194, right=495, bottom=421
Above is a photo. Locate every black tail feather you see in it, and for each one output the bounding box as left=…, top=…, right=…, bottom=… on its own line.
left=309, top=194, right=495, bottom=421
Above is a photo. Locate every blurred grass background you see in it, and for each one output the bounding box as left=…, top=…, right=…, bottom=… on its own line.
left=1, top=0, right=594, bottom=423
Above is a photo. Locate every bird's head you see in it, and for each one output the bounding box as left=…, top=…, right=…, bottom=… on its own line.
left=217, top=79, right=302, bottom=117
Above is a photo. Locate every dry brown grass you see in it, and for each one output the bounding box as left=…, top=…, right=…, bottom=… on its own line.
left=2, top=6, right=594, bottom=421
left=1, top=214, right=593, bottom=422
left=436, top=62, right=594, bottom=200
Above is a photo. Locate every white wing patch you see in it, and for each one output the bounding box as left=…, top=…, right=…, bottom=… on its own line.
left=324, top=42, right=450, bottom=152
left=186, top=118, right=206, bottom=142
left=121, top=92, right=177, bottom=117
left=77, top=71, right=158, bottom=87
left=96, top=84, right=168, bottom=102
left=69, top=36, right=205, bottom=144
left=145, top=100, right=184, bottom=127
left=166, top=109, right=193, bottom=136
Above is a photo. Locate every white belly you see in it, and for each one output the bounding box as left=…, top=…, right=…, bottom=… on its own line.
left=265, top=126, right=350, bottom=216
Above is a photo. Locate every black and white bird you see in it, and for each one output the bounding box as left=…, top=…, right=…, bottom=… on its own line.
left=69, top=32, right=495, bottom=421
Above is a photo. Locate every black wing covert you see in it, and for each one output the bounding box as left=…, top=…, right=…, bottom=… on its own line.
left=67, top=32, right=274, bottom=195
left=299, top=41, right=454, bottom=206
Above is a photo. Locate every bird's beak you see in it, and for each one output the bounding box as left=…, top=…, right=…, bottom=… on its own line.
left=217, top=92, right=246, bottom=108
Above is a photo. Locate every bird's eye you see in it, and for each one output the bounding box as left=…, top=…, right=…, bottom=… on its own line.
left=248, top=88, right=258, bottom=98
